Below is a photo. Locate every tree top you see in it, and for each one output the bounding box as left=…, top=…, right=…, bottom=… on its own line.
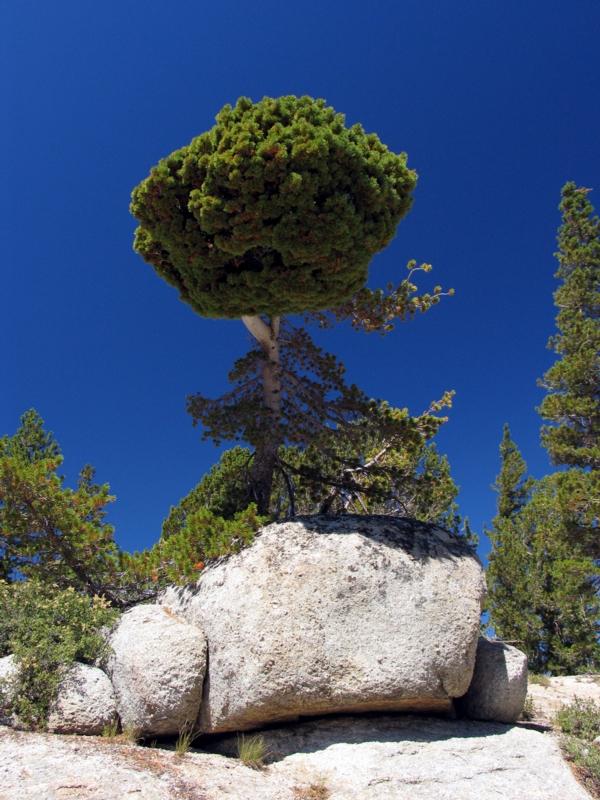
left=130, top=95, right=417, bottom=318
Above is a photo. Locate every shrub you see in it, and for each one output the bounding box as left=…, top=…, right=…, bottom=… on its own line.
left=120, top=504, right=265, bottom=590
left=556, top=699, right=600, bottom=741
left=528, top=673, right=551, bottom=687
left=557, top=700, right=600, bottom=797
left=562, top=735, right=600, bottom=797
left=521, top=696, right=536, bottom=721
left=0, top=580, right=118, bottom=729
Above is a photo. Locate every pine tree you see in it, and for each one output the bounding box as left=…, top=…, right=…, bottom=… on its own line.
left=487, top=185, right=600, bottom=673
left=494, top=423, right=533, bottom=518
left=539, top=182, right=600, bottom=469
left=486, top=426, right=536, bottom=654
left=0, top=411, right=131, bottom=603
left=131, top=95, right=452, bottom=512
left=487, top=429, right=600, bottom=673
left=507, top=476, right=599, bottom=674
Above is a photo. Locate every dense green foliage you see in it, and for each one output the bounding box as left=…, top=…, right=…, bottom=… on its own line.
left=0, top=410, right=264, bottom=603
left=121, top=504, right=264, bottom=590
left=486, top=183, right=600, bottom=675
left=0, top=410, right=121, bottom=598
left=488, top=469, right=599, bottom=673
left=131, top=95, right=417, bottom=318
left=494, top=424, right=534, bottom=519
left=161, top=434, right=472, bottom=543
left=539, top=183, right=600, bottom=470
left=0, top=580, right=118, bottom=729
left=162, top=446, right=254, bottom=537
left=557, top=699, right=600, bottom=795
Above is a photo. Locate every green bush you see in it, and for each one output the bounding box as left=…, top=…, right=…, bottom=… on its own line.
left=120, top=503, right=265, bottom=590
left=0, top=580, right=118, bottom=729
left=562, top=735, right=600, bottom=796
left=556, top=698, right=600, bottom=741
left=556, top=699, right=600, bottom=796
left=528, top=673, right=551, bottom=687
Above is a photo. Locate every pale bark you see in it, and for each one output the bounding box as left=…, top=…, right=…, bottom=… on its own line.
left=241, top=315, right=282, bottom=513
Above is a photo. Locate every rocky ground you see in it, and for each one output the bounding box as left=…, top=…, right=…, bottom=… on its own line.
left=527, top=674, right=600, bottom=723
left=0, top=713, right=591, bottom=800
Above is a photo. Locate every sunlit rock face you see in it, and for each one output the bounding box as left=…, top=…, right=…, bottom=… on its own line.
left=107, top=604, right=207, bottom=735
left=161, top=515, right=486, bottom=733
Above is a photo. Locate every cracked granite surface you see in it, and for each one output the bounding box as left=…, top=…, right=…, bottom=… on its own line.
left=1, top=714, right=591, bottom=799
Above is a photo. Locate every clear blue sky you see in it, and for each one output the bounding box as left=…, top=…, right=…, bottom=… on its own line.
left=2, top=1, right=599, bottom=561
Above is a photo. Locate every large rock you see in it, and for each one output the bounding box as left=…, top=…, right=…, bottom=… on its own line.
left=47, top=663, right=117, bottom=735
left=161, top=515, right=486, bottom=733
left=457, top=638, right=528, bottom=723
left=107, top=604, right=206, bottom=735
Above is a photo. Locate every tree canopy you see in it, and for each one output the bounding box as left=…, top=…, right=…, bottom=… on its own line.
left=539, top=182, right=600, bottom=470
left=131, top=95, right=417, bottom=318
left=486, top=182, right=600, bottom=675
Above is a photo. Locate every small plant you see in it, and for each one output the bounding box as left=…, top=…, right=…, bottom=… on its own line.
left=556, top=699, right=600, bottom=741
left=529, top=673, right=551, bottom=687
left=175, top=721, right=197, bottom=756
left=101, top=718, right=120, bottom=738
left=562, top=734, right=600, bottom=797
left=521, top=696, right=536, bottom=721
left=237, top=733, right=267, bottom=769
left=557, top=700, right=600, bottom=798
left=121, top=723, right=141, bottom=744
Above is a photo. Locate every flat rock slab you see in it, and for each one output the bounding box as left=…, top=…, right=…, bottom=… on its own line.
left=0, top=715, right=591, bottom=800
left=528, top=674, right=600, bottom=723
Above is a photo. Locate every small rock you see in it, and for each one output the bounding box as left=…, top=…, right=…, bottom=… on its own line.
left=107, top=604, right=206, bottom=735
left=47, top=663, right=117, bottom=735
left=457, top=637, right=528, bottom=723
left=0, top=655, right=19, bottom=726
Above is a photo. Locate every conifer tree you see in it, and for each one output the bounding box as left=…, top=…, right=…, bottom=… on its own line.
left=131, top=95, right=451, bottom=513
left=486, top=426, right=536, bottom=654
left=487, top=429, right=600, bottom=673
left=539, top=182, right=600, bottom=469
left=0, top=411, right=135, bottom=603
left=494, top=423, right=532, bottom=519
left=161, top=435, right=467, bottom=538
left=487, top=184, right=600, bottom=672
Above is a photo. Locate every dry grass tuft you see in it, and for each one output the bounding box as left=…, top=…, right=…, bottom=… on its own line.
left=292, top=776, right=330, bottom=799
left=237, top=733, right=267, bottom=769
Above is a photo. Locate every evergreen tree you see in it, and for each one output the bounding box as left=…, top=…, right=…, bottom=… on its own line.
left=487, top=431, right=600, bottom=673
left=0, top=411, right=141, bottom=605
left=539, top=182, right=600, bottom=470
left=494, top=423, right=533, bottom=519
left=161, top=447, right=254, bottom=537
left=486, top=426, right=536, bottom=653
left=131, top=95, right=452, bottom=512
left=162, top=434, right=466, bottom=537
left=0, top=409, right=61, bottom=464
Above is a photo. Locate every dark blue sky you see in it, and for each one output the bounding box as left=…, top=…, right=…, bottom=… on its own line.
left=3, top=1, right=599, bottom=559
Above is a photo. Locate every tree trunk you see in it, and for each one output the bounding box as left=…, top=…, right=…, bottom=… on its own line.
left=241, top=315, right=282, bottom=514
